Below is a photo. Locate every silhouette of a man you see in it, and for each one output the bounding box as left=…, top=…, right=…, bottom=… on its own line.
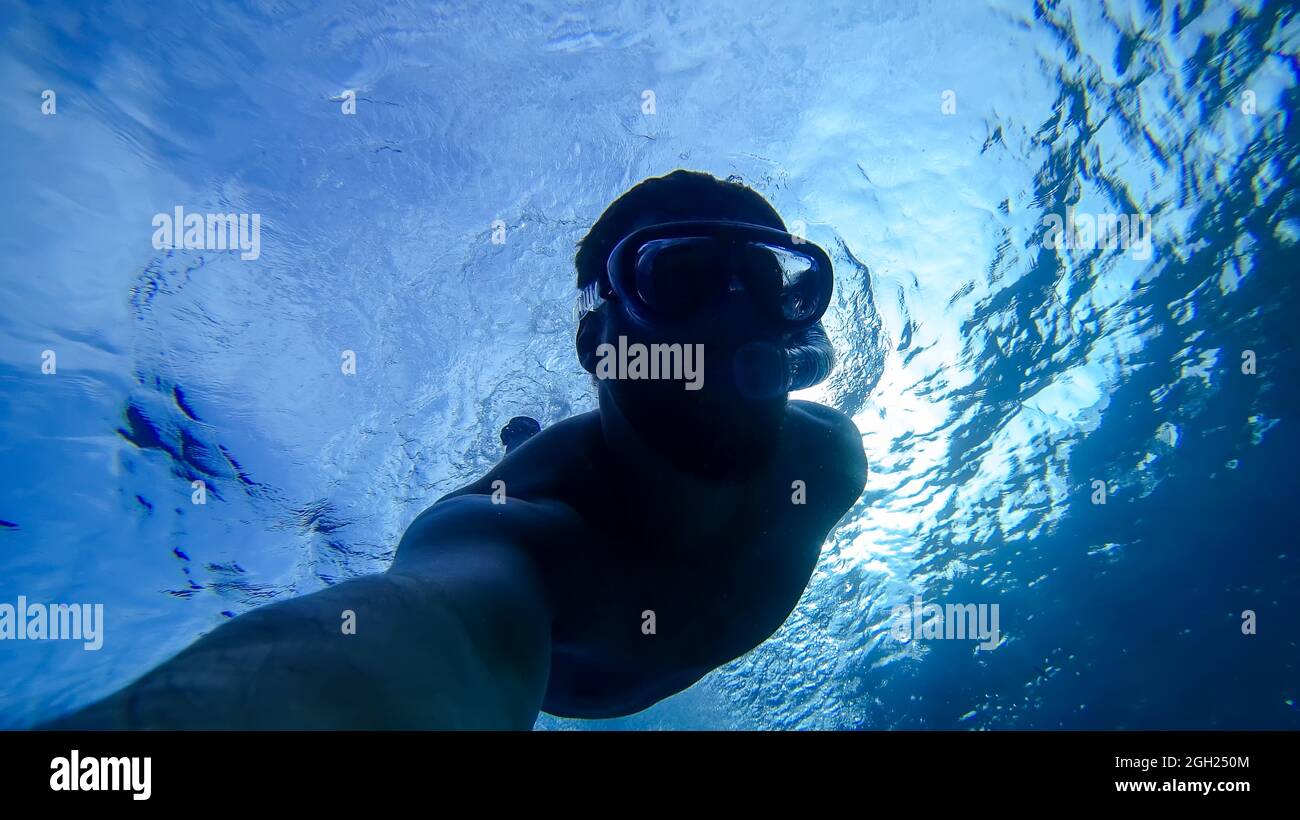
left=47, top=170, right=866, bottom=729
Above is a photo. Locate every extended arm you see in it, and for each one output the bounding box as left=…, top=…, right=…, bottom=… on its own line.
left=41, top=496, right=553, bottom=730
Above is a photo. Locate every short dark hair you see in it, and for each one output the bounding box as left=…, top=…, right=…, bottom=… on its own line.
left=574, top=170, right=787, bottom=290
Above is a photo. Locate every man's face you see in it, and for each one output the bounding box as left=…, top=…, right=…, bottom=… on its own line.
left=595, top=271, right=789, bottom=479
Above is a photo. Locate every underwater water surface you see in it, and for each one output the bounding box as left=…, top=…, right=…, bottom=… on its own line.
left=1, top=0, right=1298, bottom=729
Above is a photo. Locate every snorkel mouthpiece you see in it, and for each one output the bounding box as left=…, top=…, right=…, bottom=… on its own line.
left=733, top=324, right=835, bottom=399
left=786, top=323, right=835, bottom=391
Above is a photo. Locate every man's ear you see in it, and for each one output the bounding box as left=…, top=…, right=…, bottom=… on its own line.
left=576, top=309, right=603, bottom=375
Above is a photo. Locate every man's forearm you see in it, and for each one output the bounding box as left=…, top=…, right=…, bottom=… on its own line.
left=41, top=572, right=533, bottom=730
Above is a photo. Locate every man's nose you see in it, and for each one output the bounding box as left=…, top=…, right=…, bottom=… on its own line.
left=708, top=287, right=767, bottom=334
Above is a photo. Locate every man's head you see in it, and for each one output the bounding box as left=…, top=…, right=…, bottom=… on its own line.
left=574, top=170, right=818, bottom=479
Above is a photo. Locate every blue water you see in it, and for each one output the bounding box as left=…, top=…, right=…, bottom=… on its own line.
left=1, top=0, right=1297, bottom=729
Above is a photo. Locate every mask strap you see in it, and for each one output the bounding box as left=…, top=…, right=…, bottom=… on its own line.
left=574, top=280, right=604, bottom=321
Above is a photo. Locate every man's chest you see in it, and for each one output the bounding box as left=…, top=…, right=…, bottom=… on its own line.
left=531, top=411, right=856, bottom=717
left=539, top=506, right=823, bottom=719
left=550, top=492, right=824, bottom=672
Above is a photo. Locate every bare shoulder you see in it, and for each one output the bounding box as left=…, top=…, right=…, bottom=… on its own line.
left=438, top=411, right=600, bottom=499
left=391, top=412, right=598, bottom=580
left=395, top=492, right=584, bottom=566
left=785, top=400, right=868, bottom=511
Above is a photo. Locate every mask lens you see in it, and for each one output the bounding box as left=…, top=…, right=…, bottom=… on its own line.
left=634, top=238, right=729, bottom=318
left=742, top=242, right=822, bottom=322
